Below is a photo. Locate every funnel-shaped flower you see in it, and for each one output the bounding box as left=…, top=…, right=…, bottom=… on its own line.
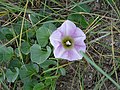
left=50, top=20, right=86, bottom=61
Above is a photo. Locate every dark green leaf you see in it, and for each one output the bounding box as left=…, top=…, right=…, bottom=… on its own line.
left=42, top=23, right=56, bottom=32
left=59, top=68, right=66, bottom=76
left=0, top=27, right=13, bottom=40
left=80, top=15, right=89, bottom=28
left=14, top=20, right=30, bottom=35
left=45, top=79, right=52, bottom=86
left=29, top=14, right=42, bottom=25
left=8, top=59, right=22, bottom=69
left=68, top=14, right=88, bottom=28
left=40, top=60, right=57, bottom=69
left=6, top=67, right=19, bottom=82
left=1, top=27, right=13, bottom=35
left=0, top=45, right=13, bottom=62
left=36, top=23, right=56, bottom=47
left=33, top=82, right=44, bottom=90
left=21, top=41, right=30, bottom=55
left=30, top=44, right=51, bottom=64
left=27, top=28, right=36, bottom=39
left=0, top=31, right=6, bottom=40
left=19, top=63, right=39, bottom=81
left=23, top=79, right=34, bottom=90
left=15, top=48, right=20, bottom=57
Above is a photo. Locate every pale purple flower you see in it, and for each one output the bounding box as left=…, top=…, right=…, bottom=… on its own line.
left=50, top=20, right=86, bottom=61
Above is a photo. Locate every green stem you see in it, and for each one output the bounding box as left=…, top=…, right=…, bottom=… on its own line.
left=80, top=51, right=120, bottom=89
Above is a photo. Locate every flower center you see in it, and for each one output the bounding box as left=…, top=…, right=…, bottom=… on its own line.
left=62, top=36, right=74, bottom=49
left=66, top=41, right=71, bottom=46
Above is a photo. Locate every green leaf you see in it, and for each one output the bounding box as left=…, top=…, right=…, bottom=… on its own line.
left=23, top=83, right=33, bottom=90
left=28, top=13, right=42, bottom=25
left=23, top=78, right=38, bottom=90
left=19, top=63, right=39, bottom=81
left=1, top=27, right=13, bottom=35
left=45, top=78, right=56, bottom=90
left=80, top=15, right=89, bottom=28
left=33, top=82, right=44, bottom=90
left=106, top=0, right=114, bottom=5
left=68, top=14, right=88, bottom=28
left=40, top=60, right=57, bottom=69
left=68, top=3, right=90, bottom=28
left=15, top=48, right=19, bottom=57
left=13, top=20, right=30, bottom=35
left=0, top=31, right=6, bottom=40
left=42, top=23, right=56, bottom=32
left=27, top=28, right=36, bottom=39
left=30, top=44, right=51, bottom=64
left=0, top=28, right=13, bottom=40
left=59, top=68, right=66, bottom=76
left=36, top=23, right=56, bottom=47
left=45, top=79, right=52, bottom=86
left=0, top=45, right=13, bottom=62
left=6, top=67, right=19, bottom=82
left=8, top=59, right=22, bottom=69
left=23, top=79, right=36, bottom=90
left=21, top=41, right=30, bottom=55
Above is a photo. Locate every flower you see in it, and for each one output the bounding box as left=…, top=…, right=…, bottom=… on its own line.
left=50, top=20, right=86, bottom=61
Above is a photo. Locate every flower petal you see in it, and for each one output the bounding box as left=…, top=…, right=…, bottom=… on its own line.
left=74, top=37, right=86, bottom=45
left=74, top=37, right=86, bottom=52
left=62, top=49, right=83, bottom=61
left=58, top=20, right=76, bottom=36
left=72, top=27, right=86, bottom=40
left=50, top=30, right=62, bottom=47
left=54, top=45, right=83, bottom=61
left=74, top=44, right=86, bottom=52
left=54, top=45, right=66, bottom=58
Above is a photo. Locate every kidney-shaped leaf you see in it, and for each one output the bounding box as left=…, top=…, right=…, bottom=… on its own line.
left=6, top=67, right=19, bottom=82
left=30, top=44, right=51, bottom=64
left=21, top=41, right=30, bottom=55
left=0, top=45, right=13, bottom=62
left=36, top=23, right=56, bottom=47
left=19, top=63, right=39, bottom=81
